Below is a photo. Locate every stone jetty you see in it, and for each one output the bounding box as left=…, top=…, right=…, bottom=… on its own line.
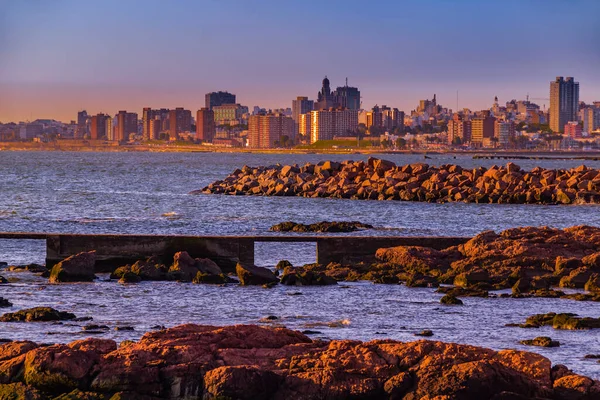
left=0, top=324, right=598, bottom=399
left=198, top=157, right=600, bottom=204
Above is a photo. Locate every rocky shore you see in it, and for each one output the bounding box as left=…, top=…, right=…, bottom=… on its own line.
left=0, top=323, right=598, bottom=399
left=197, top=158, right=600, bottom=204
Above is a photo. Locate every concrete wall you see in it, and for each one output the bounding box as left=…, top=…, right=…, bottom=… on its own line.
left=42, top=233, right=469, bottom=272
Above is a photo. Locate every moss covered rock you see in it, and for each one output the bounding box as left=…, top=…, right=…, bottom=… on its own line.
left=49, top=252, right=96, bottom=283
left=520, top=336, right=560, bottom=348
left=0, top=307, right=76, bottom=322
left=440, top=294, right=463, bottom=305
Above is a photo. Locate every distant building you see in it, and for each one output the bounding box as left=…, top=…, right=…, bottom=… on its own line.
left=494, top=120, right=515, bottom=147
left=169, top=108, right=192, bottom=140
left=116, top=111, right=138, bottom=142
left=213, top=104, right=248, bottom=124
left=205, top=91, right=236, bottom=110
left=417, top=95, right=439, bottom=117
left=550, top=76, right=579, bottom=132
left=196, top=108, right=215, bottom=142
left=90, top=114, right=109, bottom=140
left=314, top=76, right=361, bottom=111
left=470, top=112, right=496, bottom=147
left=248, top=113, right=295, bottom=148
left=292, top=96, right=314, bottom=135
left=141, top=108, right=169, bottom=140
left=583, top=107, right=600, bottom=133
left=310, top=109, right=358, bottom=143
left=334, top=82, right=361, bottom=110
left=149, top=117, right=162, bottom=140
left=298, top=113, right=311, bottom=141
left=447, top=114, right=471, bottom=145
left=564, top=121, right=582, bottom=138
left=19, top=123, right=43, bottom=140
left=76, top=110, right=88, bottom=138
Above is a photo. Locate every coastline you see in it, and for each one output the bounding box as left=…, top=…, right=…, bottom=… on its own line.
left=2, top=141, right=600, bottom=157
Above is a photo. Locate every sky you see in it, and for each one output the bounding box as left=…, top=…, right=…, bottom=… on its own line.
left=0, top=0, right=599, bottom=123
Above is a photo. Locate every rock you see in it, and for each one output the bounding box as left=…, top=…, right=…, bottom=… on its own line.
left=7, top=264, right=47, bottom=274
left=130, top=256, right=168, bottom=281
left=236, top=263, right=278, bottom=286
left=279, top=270, right=337, bottom=286
left=0, top=275, right=7, bottom=284
left=414, top=329, right=434, bottom=337
left=0, top=297, right=12, bottom=308
left=454, top=270, right=490, bottom=287
left=559, top=267, right=595, bottom=289
left=0, top=383, right=45, bottom=399
left=275, top=260, right=293, bottom=271
left=440, top=294, right=463, bottom=305
left=203, top=366, right=280, bottom=400
left=584, top=273, right=600, bottom=293
left=0, top=307, right=76, bottom=322
left=114, top=326, right=134, bottom=331
left=437, top=285, right=489, bottom=297
left=49, top=251, right=96, bottom=283
left=270, top=221, right=373, bottom=233
left=82, top=324, right=109, bottom=331
left=520, top=313, right=600, bottom=330
left=192, top=272, right=231, bottom=284
left=119, top=272, right=142, bottom=284
left=198, top=160, right=600, bottom=205
left=168, top=252, right=222, bottom=282
left=0, top=323, right=596, bottom=399
left=520, top=337, right=560, bottom=347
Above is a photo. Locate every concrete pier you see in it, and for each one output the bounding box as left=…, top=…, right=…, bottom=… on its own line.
left=0, top=233, right=468, bottom=272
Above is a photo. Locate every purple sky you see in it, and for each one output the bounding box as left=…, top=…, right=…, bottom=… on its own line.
left=1, top=0, right=599, bottom=122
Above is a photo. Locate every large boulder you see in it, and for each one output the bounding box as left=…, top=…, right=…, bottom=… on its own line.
left=0, top=297, right=13, bottom=308
left=168, top=252, right=222, bottom=282
left=49, top=252, right=96, bottom=283
left=0, top=307, right=76, bottom=322
left=236, top=264, right=278, bottom=286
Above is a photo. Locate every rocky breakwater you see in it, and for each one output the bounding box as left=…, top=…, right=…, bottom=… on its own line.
left=197, top=157, right=600, bottom=204
left=360, top=225, right=600, bottom=295
left=1, top=324, right=599, bottom=399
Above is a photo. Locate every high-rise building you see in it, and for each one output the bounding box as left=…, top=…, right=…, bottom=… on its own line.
left=550, top=76, right=579, bottom=132
left=494, top=120, right=515, bottom=147
left=212, top=104, right=248, bottom=124
left=470, top=112, right=496, bottom=147
left=116, top=111, right=138, bottom=142
left=310, top=109, right=358, bottom=143
left=292, top=96, right=314, bottom=135
left=298, top=113, right=311, bottom=141
left=76, top=110, right=88, bottom=138
left=447, top=114, right=471, bottom=145
left=564, top=121, right=582, bottom=138
left=334, top=82, right=361, bottom=110
left=105, top=116, right=113, bottom=141
left=90, top=114, right=109, bottom=140
left=248, top=113, right=295, bottom=148
left=169, top=108, right=192, bottom=140
left=205, top=91, right=236, bottom=110
left=142, top=108, right=170, bottom=140
left=583, top=107, right=600, bottom=133
left=315, top=77, right=337, bottom=110
left=196, top=108, right=215, bottom=142
left=149, top=117, right=162, bottom=140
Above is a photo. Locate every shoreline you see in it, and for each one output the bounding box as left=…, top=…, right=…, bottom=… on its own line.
left=2, top=141, right=600, bottom=157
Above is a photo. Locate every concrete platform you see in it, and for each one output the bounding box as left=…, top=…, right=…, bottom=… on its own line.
left=0, top=232, right=468, bottom=272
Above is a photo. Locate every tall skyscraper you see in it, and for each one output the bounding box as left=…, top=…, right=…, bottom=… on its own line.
left=550, top=76, right=579, bottom=132
left=315, top=77, right=337, bottom=110
left=116, top=111, right=138, bottom=142
left=169, top=108, right=192, bottom=140
left=248, top=113, right=295, bottom=148
left=196, top=108, right=215, bottom=142
left=205, top=91, right=236, bottom=110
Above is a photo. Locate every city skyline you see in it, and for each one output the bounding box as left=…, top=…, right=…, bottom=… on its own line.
left=1, top=0, right=600, bottom=122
